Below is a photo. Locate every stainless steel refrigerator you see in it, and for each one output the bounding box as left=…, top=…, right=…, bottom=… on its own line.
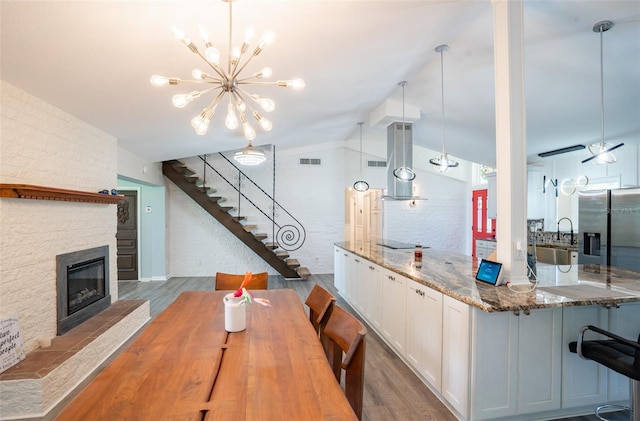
left=578, top=187, right=640, bottom=272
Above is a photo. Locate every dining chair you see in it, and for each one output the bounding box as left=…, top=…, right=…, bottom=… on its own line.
left=304, top=284, right=336, bottom=335
left=323, top=305, right=367, bottom=420
left=304, top=284, right=336, bottom=358
left=214, top=272, right=268, bottom=291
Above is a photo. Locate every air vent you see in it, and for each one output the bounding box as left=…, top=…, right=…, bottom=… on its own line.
left=368, top=160, right=387, bottom=168
left=299, top=158, right=321, bottom=166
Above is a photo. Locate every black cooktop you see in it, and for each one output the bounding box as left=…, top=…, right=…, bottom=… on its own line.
left=376, top=240, right=427, bottom=250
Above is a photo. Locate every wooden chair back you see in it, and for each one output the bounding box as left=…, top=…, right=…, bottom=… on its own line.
left=323, top=306, right=367, bottom=420
left=214, top=272, right=268, bottom=291
left=304, top=284, right=336, bottom=334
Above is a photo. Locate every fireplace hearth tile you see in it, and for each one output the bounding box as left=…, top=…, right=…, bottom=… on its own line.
left=0, top=300, right=147, bottom=381
left=0, top=299, right=150, bottom=419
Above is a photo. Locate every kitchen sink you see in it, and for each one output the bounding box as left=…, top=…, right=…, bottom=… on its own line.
left=534, top=245, right=574, bottom=265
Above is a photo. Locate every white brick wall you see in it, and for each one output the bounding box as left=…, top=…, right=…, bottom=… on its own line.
left=166, top=144, right=468, bottom=276
left=0, top=81, right=119, bottom=352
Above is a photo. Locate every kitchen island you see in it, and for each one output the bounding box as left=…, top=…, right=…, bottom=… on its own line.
left=334, top=241, right=640, bottom=421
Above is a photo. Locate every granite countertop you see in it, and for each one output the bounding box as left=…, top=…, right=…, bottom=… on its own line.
left=335, top=241, right=640, bottom=313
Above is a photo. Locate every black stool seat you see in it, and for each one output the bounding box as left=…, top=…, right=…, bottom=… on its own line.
left=569, top=338, right=640, bottom=381
left=569, top=325, right=640, bottom=421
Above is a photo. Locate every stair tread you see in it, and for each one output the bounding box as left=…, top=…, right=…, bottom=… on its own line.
left=232, top=216, right=246, bottom=221
left=264, top=242, right=279, bottom=249
left=254, top=233, right=268, bottom=240
left=243, top=225, right=258, bottom=232
left=286, top=258, right=300, bottom=268
left=275, top=251, right=289, bottom=259
left=296, top=267, right=311, bottom=278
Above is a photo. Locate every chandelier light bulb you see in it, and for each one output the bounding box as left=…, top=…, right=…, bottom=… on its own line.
left=286, top=79, right=305, bottom=90
left=255, top=67, right=272, bottom=79
left=191, top=69, right=204, bottom=79
left=194, top=117, right=210, bottom=135
left=172, top=93, right=194, bottom=108
left=234, top=95, right=246, bottom=112
left=231, top=46, right=241, bottom=62
left=258, top=30, right=275, bottom=49
left=150, top=75, right=170, bottom=87
left=244, top=26, right=255, bottom=43
left=251, top=94, right=275, bottom=112
left=253, top=111, right=273, bottom=131
left=198, top=26, right=210, bottom=43
left=171, top=27, right=190, bottom=45
left=243, top=124, right=256, bottom=141
left=205, top=45, right=221, bottom=65
left=225, top=103, right=239, bottom=130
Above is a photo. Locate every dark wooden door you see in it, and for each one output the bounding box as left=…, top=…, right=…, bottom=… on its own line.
left=116, top=190, right=138, bottom=280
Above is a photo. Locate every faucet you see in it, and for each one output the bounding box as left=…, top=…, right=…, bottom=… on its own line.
left=557, top=217, right=574, bottom=245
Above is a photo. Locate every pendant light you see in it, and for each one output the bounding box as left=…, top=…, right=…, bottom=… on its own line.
left=429, top=44, right=459, bottom=172
left=234, top=141, right=266, bottom=165
left=393, top=81, right=416, bottom=181
left=353, top=122, right=369, bottom=192
left=581, top=20, right=624, bottom=165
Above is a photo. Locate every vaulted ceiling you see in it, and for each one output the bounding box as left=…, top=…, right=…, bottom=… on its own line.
left=1, top=1, right=638, bottom=167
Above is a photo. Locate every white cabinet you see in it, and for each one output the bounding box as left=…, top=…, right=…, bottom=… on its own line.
left=406, top=279, right=443, bottom=391
left=562, top=305, right=609, bottom=408
left=333, top=246, right=347, bottom=293
left=470, top=306, right=563, bottom=420
left=363, top=263, right=383, bottom=333
left=381, top=268, right=406, bottom=356
left=442, top=295, right=470, bottom=419
left=350, top=255, right=366, bottom=315
left=475, top=239, right=496, bottom=260
left=517, top=307, right=563, bottom=414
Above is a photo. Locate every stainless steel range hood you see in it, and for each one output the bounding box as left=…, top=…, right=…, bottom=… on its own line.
left=381, top=121, right=427, bottom=201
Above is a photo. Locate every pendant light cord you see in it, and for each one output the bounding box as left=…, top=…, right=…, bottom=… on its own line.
left=358, top=122, right=364, bottom=177
left=599, top=26, right=605, bottom=147
left=401, top=81, right=406, bottom=166
left=440, top=48, right=446, bottom=154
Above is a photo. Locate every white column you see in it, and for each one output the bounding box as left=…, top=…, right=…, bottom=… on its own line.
left=492, top=0, right=529, bottom=284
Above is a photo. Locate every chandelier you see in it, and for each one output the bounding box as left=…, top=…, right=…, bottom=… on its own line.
left=429, top=44, right=459, bottom=172
left=581, top=20, right=624, bottom=165
left=150, top=0, right=305, bottom=146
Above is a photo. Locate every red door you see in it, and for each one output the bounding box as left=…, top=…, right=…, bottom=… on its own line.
left=472, top=189, right=496, bottom=257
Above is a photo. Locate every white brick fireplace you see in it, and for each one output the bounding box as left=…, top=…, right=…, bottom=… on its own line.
left=0, top=81, right=120, bottom=353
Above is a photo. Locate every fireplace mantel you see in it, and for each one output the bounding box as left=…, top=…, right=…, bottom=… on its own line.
left=0, top=184, right=123, bottom=204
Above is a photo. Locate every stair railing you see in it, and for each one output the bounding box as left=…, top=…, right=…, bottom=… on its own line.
left=197, top=152, right=306, bottom=252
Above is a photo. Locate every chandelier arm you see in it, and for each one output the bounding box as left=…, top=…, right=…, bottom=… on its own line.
left=194, top=49, right=228, bottom=80
left=205, top=89, right=226, bottom=112
left=232, top=51, right=259, bottom=80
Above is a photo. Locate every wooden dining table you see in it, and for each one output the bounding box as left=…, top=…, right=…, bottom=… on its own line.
left=56, top=289, right=357, bottom=420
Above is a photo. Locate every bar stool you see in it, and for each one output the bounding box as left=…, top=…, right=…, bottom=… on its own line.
left=569, top=325, right=640, bottom=421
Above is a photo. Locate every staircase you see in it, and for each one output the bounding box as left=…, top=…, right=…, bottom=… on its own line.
left=163, top=159, right=310, bottom=279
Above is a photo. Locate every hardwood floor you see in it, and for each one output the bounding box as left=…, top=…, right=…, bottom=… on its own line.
left=115, top=274, right=627, bottom=421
